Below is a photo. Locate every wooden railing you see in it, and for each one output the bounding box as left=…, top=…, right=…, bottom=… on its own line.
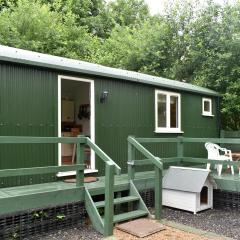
left=135, top=136, right=240, bottom=171
left=0, top=135, right=121, bottom=237
left=85, top=137, right=121, bottom=236
left=127, top=136, right=163, bottom=219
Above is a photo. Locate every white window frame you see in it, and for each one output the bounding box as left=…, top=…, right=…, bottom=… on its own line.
left=155, top=90, right=182, bottom=133
left=202, top=98, right=214, bottom=117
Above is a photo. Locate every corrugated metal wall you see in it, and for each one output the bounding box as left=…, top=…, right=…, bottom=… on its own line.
left=0, top=63, right=58, bottom=187
left=94, top=78, right=219, bottom=174
left=0, top=62, right=219, bottom=185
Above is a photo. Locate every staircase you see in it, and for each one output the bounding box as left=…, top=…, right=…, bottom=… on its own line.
left=85, top=180, right=150, bottom=236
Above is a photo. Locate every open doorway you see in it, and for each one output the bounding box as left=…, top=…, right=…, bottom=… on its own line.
left=200, top=186, right=208, bottom=205
left=58, top=75, right=95, bottom=175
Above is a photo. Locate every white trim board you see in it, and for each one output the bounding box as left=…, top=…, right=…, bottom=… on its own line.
left=58, top=75, right=96, bottom=173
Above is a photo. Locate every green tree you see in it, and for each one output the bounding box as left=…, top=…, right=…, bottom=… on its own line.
left=108, top=0, right=150, bottom=26
left=0, top=0, right=100, bottom=60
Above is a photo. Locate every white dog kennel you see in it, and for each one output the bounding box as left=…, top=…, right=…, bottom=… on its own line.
left=162, top=166, right=215, bottom=214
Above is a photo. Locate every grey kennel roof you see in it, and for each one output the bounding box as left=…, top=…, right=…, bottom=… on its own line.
left=0, top=45, right=220, bottom=96
left=163, top=166, right=211, bottom=193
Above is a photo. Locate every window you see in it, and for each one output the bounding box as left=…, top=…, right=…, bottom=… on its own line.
left=155, top=90, right=181, bottom=133
left=202, top=98, right=213, bottom=116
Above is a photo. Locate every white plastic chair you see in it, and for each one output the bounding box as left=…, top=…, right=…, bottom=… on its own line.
left=205, top=142, right=234, bottom=176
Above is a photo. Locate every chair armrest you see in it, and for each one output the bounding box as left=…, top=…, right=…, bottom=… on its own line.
left=219, top=147, right=231, bottom=154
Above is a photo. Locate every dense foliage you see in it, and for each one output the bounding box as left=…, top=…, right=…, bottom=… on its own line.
left=0, top=0, right=239, bottom=129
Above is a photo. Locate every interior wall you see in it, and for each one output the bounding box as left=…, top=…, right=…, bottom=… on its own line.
left=61, top=79, right=90, bottom=135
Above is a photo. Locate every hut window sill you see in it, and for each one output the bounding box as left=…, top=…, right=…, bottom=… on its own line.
left=154, top=129, right=184, bottom=134
left=202, top=114, right=214, bottom=117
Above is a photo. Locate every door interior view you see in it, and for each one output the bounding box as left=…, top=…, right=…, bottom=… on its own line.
left=61, top=78, right=91, bottom=169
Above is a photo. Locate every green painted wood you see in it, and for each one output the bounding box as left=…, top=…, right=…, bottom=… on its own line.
left=127, top=137, right=163, bottom=220
left=0, top=136, right=86, bottom=144
left=154, top=165, right=162, bottom=219
left=87, top=183, right=130, bottom=196
left=0, top=164, right=84, bottom=177
left=182, top=138, right=240, bottom=144
left=136, top=138, right=179, bottom=143
left=85, top=189, right=104, bottom=235
left=95, top=196, right=139, bottom=208
left=0, top=186, right=84, bottom=215
left=129, top=180, right=150, bottom=215
left=136, top=137, right=240, bottom=144
left=177, top=136, right=184, bottom=160
left=161, top=158, right=182, bottom=163
left=128, top=141, right=135, bottom=180
left=133, top=159, right=151, bottom=166
left=128, top=136, right=163, bottom=169
left=183, top=157, right=240, bottom=167
left=76, top=143, right=84, bottom=187
left=113, top=210, right=148, bottom=223
left=104, top=163, right=115, bottom=237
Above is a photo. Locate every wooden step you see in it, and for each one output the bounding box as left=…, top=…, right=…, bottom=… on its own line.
left=113, top=210, right=148, bottom=223
left=95, top=196, right=139, bottom=208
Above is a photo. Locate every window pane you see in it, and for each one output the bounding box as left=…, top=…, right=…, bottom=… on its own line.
left=170, top=96, right=178, bottom=128
left=158, top=94, right=167, bottom=128
left=204, top=101, right=210, bottom=112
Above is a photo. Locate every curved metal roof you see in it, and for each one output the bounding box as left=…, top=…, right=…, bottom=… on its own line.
left=0, top=45, right=219, bottom=96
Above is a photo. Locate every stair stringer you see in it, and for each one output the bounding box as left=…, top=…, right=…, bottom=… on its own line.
left=129, top=180, right=150, bottom=216
left=85, top=189, right=104, bottom=235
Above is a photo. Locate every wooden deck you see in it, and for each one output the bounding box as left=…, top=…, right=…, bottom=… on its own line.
left=0, top=169, right=239, bottom=214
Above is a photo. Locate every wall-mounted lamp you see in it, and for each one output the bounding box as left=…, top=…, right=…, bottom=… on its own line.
left=100, top=90, right=109, bottom=103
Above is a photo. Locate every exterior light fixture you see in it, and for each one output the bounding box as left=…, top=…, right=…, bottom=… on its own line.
left=100, top=91, right=109, bottom=103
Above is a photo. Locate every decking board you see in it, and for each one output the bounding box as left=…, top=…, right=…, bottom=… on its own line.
left=0, top=170, right=239, bottom=215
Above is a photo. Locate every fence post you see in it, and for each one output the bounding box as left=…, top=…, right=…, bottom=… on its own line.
left=128, top=140, right=135, bottom=180
left=177, top=136, right=184, bottom=165
left=76, top=136, right=85, bottom=187
left=154, top=159, right=162, bottom=220
left=104, top=163, right=115, bottom=237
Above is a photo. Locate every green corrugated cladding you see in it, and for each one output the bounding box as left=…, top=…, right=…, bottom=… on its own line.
left=0, top=63, right=219, bottom=186
left=0, top=63, right=58, bottom=187
left=94, top=78, right=219, bottom=174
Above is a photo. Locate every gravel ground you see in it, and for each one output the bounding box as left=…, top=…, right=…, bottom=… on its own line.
left=25, top=223, right=103, bottom=240
left=25, top=221, right=218, bottom=240
left=23, top=207, right=239, bottom=240
left=163, top=207, right=240, bottom=239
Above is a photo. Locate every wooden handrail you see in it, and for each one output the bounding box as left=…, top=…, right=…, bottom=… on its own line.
left=0, top=135, right=121, bottom=237
left=86, top=137, right=121, bottom=175
left=127, top=136, right=163, bottom=169
left=127, top=136, right=162, bottom=220
left=85, top=137, right=121, bottom=236
left=0, top=136, right=86, bottom=144
left=183, top=157, right=240, bottom=167
left=0, top=164, right=84, bottom=177
left=135, top=137, right=240, bottom=144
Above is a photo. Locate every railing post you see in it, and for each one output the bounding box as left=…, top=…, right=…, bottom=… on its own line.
left=104, top=163, right=115, bottom=237
left=128, top=140, right=135, bottom=180
left=177, top=136, right=184, bottom=165
left=154, top=159, right=162, bottom=220
left=76, top=136, right=85, bottom=187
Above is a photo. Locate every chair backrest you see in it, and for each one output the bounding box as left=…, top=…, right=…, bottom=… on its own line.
left=205, top=142, right=221, bottom=159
